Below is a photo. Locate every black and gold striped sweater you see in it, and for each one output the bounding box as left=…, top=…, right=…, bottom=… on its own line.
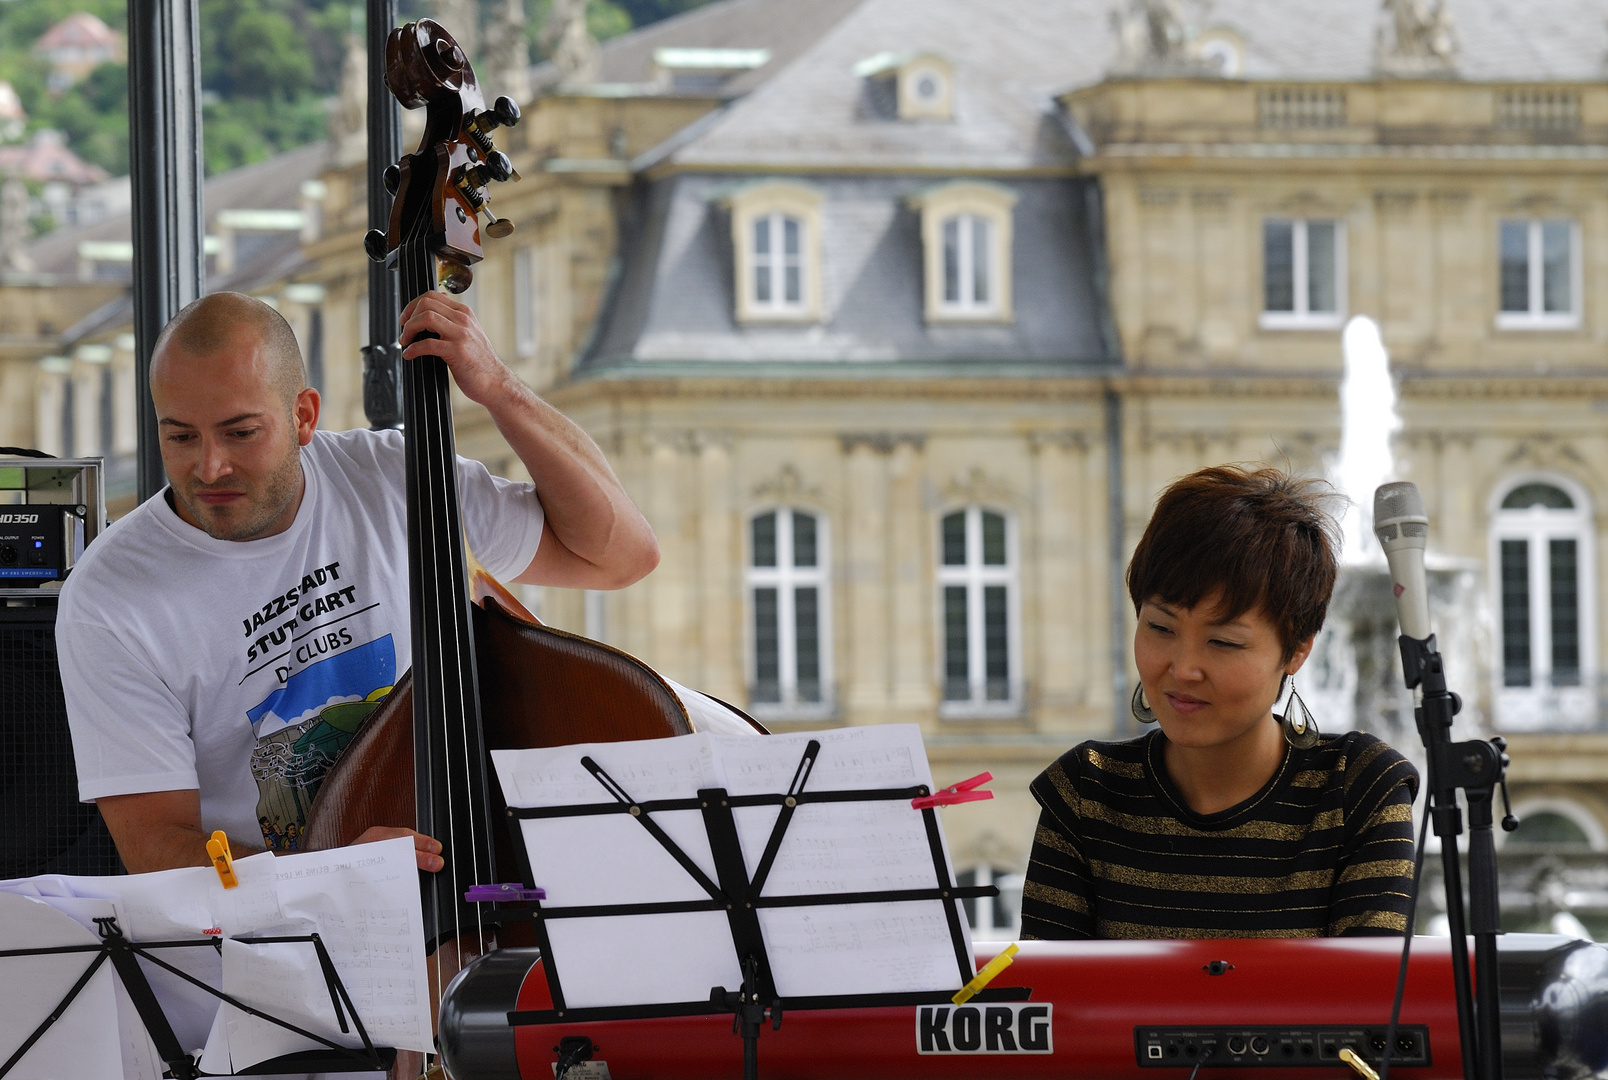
left=1019, top=729, right=1419, bottom=940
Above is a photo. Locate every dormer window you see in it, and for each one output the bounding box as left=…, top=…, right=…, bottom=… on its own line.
left=853, top=51, right=953, bottom=121
left=723, top=181, right=822, bottom=323
left=653, top=47, right=770, bottom=94
left=909, top=181, right=1017, bottom=323
left=753, top=214, right=802, bottom=310
left=942, top=214, right=992, bottom=312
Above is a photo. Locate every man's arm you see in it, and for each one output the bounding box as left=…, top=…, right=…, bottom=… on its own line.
left=399, top=292, right=659, bottom=590
left=97, top=789, right=248, bottom=873
left=97, top=789, right=446, bottom=874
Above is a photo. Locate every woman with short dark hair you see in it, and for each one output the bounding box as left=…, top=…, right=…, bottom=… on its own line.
left=1019, top=464, right=1419, bottom=939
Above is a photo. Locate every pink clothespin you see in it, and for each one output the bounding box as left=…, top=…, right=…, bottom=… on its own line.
left=912, top=771, right=995, bottom=810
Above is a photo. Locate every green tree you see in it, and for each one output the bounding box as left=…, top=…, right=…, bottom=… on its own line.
left=226, top=6, right=315, bottom=99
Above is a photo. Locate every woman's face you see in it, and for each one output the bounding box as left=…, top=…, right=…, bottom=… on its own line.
left=1134, top=592, right=1313, bottom=752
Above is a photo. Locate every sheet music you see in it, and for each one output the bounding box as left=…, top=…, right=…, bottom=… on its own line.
left=0, top=836, right=435, bottom=1078
left=0, top=893, right=125, bottom=1080
left=198, top=840, right=436, bottom=1072
left=492, top=724, right=973, bottom=1010
left=494, top=734, right=726, bottom=908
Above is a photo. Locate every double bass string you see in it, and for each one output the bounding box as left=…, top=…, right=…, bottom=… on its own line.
left=400, top=170, right=491, bottom=997
left=398, top=201, right=443, bottom=1001
left=401, top=199, right=448, bottom=1002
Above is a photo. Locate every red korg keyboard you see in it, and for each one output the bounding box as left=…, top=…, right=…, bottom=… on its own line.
left=438, top=934, right=1608, bottom=1080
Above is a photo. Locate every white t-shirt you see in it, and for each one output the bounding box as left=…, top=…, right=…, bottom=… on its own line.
left=57, top=427, right=544, bottom=851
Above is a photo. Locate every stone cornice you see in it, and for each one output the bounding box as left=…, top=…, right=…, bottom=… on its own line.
left=534, top=365, right=1608, bottom=410
left=639, top=160, right=1083, bottom=183
left=1394, top=370, right=1608, bottom=398
left=544, top=371, right=1116, bottom=407
left=1103, top=142, right=1608, bottom=161
left=1084, top=142, right=1608, bottom=175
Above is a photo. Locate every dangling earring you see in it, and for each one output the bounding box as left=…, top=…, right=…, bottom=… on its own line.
left=1279, top=675, right=1320, bottom=749
left=1131, top=683, right=1158, bottom=724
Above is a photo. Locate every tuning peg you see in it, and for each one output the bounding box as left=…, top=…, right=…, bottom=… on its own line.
left=382, top=165, right=401, bottom=196
left=462, top=150, right=516, bottom=191
left=483, top=150, right=513, bottom=183
left=438, top=261, right=473, bottom=294
left=465, top=97, right=523, bottom=150
left=482, top=204, right=515, bottom=239
left=364, top=229, right=389, bottom=262
left=491, top=96, right=521, bottom=128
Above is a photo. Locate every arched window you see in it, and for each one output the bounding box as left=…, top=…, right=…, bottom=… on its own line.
left=938, top=506, right=1019, bottom=712
left=1491, top=477, right=1596, bottom=729
left=1501, top=798, right=1607, bottom=851
left=1508, top=812, right=1591, bottom=847
left=748, top=508, right=830, bottom=712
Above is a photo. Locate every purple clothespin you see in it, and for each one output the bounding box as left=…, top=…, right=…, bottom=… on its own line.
left=465, top=883, right=546, bottom=903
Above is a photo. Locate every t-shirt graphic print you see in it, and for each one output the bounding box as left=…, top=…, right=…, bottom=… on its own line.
left=240, top=559, right=398, bottom=851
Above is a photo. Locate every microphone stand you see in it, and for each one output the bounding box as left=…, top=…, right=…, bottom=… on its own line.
left=1397, top=633, right=1513, bottom=1080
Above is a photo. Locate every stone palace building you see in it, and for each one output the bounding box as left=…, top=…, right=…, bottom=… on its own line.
left=3, top=0, right=1607, bottom=937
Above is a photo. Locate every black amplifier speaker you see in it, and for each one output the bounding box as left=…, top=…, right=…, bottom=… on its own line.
left=0, top=455, right=120, bottom=878
left=0, top=599, right=124, bottom=878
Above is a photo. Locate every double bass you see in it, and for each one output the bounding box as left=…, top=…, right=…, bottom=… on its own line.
left=301, top=18, right=761, bottom=1074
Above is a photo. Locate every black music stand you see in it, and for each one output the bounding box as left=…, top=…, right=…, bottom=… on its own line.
left=494, top=739, right=1018, bottom=1080
left=0, top=915, right=396, bottom=1079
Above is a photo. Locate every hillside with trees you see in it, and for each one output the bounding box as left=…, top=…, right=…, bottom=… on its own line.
left=0, top=0, right=716, bottom=182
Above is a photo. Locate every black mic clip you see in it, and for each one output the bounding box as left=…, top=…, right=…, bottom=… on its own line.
left=1397, top=633, right=1435, bottom=690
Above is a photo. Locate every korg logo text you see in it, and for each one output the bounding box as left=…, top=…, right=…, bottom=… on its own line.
left=0, top=513, right=39, bottom=524
left=916, top=1003, right=1052, bottom=1054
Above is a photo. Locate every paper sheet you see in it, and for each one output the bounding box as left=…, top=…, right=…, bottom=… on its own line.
left=0, top=836, right=434, bottom=1078
left=491, top=724, right=972, bottom=1011
left=0, top=893, right=124, bottom=1080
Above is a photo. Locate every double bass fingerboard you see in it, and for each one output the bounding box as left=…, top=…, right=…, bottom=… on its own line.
left=396, top=177, right=497, bottom=957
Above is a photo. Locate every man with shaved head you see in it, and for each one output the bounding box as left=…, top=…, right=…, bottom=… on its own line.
left=57, top=290, right=659, bottom=875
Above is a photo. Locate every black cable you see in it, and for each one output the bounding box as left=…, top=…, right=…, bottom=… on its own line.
left=1186, top=1045, right=1213, bottom=1080
left=553, top=1036, right=595, bottom=1080
left=1380, top=802, right=1433, bottom=1080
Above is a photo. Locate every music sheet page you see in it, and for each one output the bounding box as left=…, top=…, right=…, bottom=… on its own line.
left=491, top=724, right=973, bottom=1010
left=0, top=836, right=434, bottom=1078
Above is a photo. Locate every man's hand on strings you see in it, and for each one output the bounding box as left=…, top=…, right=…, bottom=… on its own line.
left=355, top=825, right=444, bottom=872
left=398, top=287, right=662, bottom=592
left=400, top=291, right=514, bottom=407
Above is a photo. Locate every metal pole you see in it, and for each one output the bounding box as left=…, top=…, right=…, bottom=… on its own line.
left=1105, top=386, right=1129, bottom=734
left=127, top=0, right=205, bottom=502
left=362, top=0, right=403, bottom=430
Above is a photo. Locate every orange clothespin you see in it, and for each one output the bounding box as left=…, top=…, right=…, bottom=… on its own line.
left=912, top=771, right=995, bottom=810
left=207, top=830, right=238, bottom=889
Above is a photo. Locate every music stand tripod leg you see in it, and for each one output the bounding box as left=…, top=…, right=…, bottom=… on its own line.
left=92, top=917, right=200, bottom=1080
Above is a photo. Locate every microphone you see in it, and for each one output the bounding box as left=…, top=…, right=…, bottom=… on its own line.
left=1373, top=482, right=1431, bottom=641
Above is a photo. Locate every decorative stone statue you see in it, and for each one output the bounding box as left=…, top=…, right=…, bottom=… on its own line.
left=482, top=0, right=531, bottom=105
left=0, top=179, right=32, bottom=273
left=540, top=0, right=601, bottom=86
left=1108, top=0, right=1220, bottom=76
left=326, top=32, right=367, bottom=167
left=435, top=0, right=480, bottom=65
left=1377, top=0, right=1457, bottom=75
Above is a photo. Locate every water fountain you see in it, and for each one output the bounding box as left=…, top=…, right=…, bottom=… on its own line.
left=1301, top=317, right=1498, bottom=931
left=1304, top=317, right=1489, bottom=751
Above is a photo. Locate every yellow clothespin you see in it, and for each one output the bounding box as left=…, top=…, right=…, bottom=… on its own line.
left=207, top=830, right=238, bottom=889
left=952, top=942, right=1019, bottom=1005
